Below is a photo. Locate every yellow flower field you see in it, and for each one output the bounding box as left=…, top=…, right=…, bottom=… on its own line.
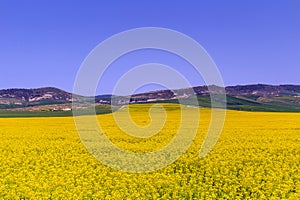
left=0, top=104, right=299, bottom=199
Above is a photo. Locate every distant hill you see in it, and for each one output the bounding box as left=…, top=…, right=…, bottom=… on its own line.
left=126, top=84, right=300, bottom=112
left=1, top=84, right=300, bottom=114
left=0, top=87, right=72, bottom=109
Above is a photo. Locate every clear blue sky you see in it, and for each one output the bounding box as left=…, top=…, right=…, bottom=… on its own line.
left=1, top=0, right=299, bottom=95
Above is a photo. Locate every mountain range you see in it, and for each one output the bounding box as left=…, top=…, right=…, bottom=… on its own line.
left=1, top=84, right=300, bottom=116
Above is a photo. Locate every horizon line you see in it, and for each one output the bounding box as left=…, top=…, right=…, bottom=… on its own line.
left=1, top=83, right=300, bottom=96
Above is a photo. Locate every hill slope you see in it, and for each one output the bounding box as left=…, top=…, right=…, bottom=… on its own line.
left=0, top=87, right=72, bottom=109
left=1, top=84, right=300, bottom=113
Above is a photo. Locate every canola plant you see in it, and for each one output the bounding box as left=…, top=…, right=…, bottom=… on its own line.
left=0, top=104, right=299, bottom=199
